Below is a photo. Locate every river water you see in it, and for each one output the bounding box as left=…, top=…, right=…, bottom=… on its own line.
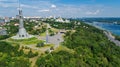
left=91, top=22, right=120, bottom=36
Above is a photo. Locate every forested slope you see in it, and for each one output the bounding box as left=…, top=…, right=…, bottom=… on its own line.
left=0, top=41, right=31, bottom=67
left=36, top=22, right=120, bottom=67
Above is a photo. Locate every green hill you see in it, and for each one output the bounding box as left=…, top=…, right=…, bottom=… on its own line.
left=0, top=41, right=31, bottom=67
left=36, top=22, right=120, bottom=67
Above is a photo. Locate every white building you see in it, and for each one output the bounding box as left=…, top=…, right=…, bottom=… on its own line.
left=55, top=17, right=70, bottom=23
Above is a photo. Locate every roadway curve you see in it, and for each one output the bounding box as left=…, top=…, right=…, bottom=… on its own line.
left=104, top=31, right=120, bottom=46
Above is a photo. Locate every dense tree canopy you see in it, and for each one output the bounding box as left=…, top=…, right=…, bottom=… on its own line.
left=36, top=22, right=120, bottom=67
left=0, top=41, right=31, bottom=67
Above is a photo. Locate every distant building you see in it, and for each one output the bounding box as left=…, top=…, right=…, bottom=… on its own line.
left=113, top=22, right=118, bottom=24
left=0, top=19, right=5, bottom=23
left=16, top=15, right=19, bottom=19
left=59, top=29, right=66, bottom=34
left=0, top=29, right=7, bottom=35
left=56, top=17, right=64, bottom=22
left=64, top=19, right=70, bottom=23
left=24, top=16, right=41, bottom=21
left=55, top=17, right=70, bottom=23
left=14, top=23, right=19, bottom=26
left=4, top=17, right=10, bottom=22
left=30, top=19, right=38, bottom=23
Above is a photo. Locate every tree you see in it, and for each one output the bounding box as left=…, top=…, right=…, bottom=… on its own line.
left=36, top=42, right=44, bottom=47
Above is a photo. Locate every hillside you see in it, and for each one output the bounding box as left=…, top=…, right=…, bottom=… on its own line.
left=0, top=20, right=120, bottom=67
left=0, top=41, right=31, bottom=67
left=36, top=22, right=120, bottom=67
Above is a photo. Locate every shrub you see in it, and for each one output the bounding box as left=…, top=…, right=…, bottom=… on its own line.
left=50, top=46, right=54, bottom=50
left=45, top=49, right=50, bottom=54
left=36, top=42, right=44, bottom=47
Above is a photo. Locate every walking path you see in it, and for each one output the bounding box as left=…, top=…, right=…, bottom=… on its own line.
left=104, top=31, right=120, bottom=46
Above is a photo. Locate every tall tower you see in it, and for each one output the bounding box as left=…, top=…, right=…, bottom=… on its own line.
left=46, top=24, right=49, bottom=44
left=17, top=7, right=29, bottom=38
left=12, top=0, right=33, bottom=39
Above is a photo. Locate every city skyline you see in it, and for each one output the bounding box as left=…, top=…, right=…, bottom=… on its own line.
left=0, top=0, right=120, bottom=18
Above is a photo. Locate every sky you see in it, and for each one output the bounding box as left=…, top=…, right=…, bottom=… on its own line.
left=0, top=0, right=120, bottom=18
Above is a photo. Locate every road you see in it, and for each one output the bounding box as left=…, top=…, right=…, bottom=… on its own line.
left=48, top=32, right=64, bottom=47
left=23, top=32, right=64, bottom=52
left=38, top=32, right=64, bottom=47
left=104, top=31, right=120, bottom=46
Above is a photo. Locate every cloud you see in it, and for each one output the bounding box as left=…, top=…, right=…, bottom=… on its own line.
left=0, top=2, right=17, bottom=8
left=1, top=0, right=117, bottom=18
left=86, top=10, right=100, bottom=15
left=0, top=0, right=7, bottom=1
left=0, top=0, right=17, bottom=2
left=51, top=4, right=56, bottom=8
left=38, top=9, right=50, bottom=12
left=21, top=4, right=39, bottom=9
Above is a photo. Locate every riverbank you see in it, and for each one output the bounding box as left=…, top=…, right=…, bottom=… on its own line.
left=104, top=31, right=120, bottom=46
left=84, top=22, right=106, bottom=30
left=85, top=22, right=120, bottom=46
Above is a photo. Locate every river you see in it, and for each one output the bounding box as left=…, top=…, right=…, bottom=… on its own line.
left=87, top=22, right=120, bottom=36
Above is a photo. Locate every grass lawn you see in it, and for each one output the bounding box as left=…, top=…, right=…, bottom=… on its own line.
left=51, top=28, right=59, bottom=32
left=7, top=37, right=43, bottom=45
left=40, top=44, right=54, bottom=48
left=40, top=32, right=46, bottom=36
left=54, top=45, right=75, bottom=54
